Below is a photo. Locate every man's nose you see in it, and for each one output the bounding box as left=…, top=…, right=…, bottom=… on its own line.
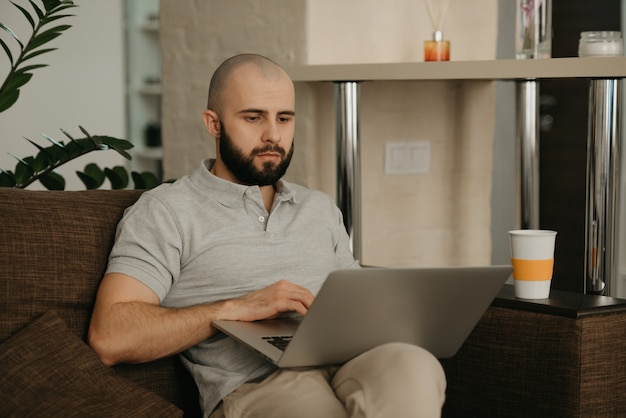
left=261, top=120, right=281, bottom=143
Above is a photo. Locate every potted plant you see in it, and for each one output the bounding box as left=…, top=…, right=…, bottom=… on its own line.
left=0, top=0, right=159, bottom=190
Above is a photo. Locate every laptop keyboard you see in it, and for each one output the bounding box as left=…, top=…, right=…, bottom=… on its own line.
left=262, top=335, right=292, bottom=351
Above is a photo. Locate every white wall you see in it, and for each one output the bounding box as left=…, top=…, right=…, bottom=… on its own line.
left=0, top=0, right=126, bottom=190
left=159, top=0, right=499, bottom=268
left=307, top=0, right=498, bottom=64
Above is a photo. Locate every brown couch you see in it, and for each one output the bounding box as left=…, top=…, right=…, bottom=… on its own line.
left=0, top=189, right=200, bottom=417
left=2, top=188, right=626, bottom=417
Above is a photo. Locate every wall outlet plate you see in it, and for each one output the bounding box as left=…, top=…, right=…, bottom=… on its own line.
left=384, top=140, right=430, bottom=175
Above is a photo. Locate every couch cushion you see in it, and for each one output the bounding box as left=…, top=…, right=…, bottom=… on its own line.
left=0, top=189, right=201, bottom=416
left=0, top=189, right=144, bottom=340
left=0, top=310, right=183, bottom=417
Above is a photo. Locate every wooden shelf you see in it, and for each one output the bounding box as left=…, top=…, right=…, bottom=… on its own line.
left=285, top=57, right=626, bottom=82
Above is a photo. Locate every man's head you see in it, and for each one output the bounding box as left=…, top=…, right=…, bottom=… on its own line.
left=202, top=54, right=296, bottom=186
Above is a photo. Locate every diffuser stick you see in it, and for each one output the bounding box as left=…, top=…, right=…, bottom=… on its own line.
left=423, top=0, right=451, bottom=61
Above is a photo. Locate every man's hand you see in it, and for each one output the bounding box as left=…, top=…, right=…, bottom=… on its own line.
left=89, top=275, right=314, bottom=366
left=218, top=280, right=315, bottom=322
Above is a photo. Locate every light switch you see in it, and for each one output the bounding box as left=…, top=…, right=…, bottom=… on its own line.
left=385, top=141, right=430, bottom=175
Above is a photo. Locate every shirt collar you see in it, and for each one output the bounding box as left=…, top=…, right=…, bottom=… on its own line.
left=191, top=159, right=297, bottom=207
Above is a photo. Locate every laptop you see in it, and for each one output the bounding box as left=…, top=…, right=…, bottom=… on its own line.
left=213, top=265, right=512, bottom=368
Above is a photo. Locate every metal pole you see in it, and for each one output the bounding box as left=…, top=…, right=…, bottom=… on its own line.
left=516, top=80, right=540, bottom=229
left=585, top=79, right=622, bottom=296
left=335, top=82, right=362, bottom=262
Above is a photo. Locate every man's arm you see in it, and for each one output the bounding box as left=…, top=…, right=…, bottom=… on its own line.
left=88, top=273, right=314, bottom=366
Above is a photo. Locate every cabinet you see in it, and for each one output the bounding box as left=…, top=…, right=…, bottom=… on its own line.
left=124, top=0, right=162, bottom=179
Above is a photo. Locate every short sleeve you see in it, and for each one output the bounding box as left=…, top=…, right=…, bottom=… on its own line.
left=106, top=192, right=183, bottom=301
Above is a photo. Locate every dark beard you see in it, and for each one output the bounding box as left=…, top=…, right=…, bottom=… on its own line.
left=219, top=124, right=294, bottom=186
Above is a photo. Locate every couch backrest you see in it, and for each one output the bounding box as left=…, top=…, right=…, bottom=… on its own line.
left=0, top=188, right=200, bottom=415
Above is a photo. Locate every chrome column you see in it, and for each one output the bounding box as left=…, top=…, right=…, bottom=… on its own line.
left=517, top=80, right=540, bottom=229
left=585, top=79, right=622, bottom=296
left=335, top=82, right=362, bottom=262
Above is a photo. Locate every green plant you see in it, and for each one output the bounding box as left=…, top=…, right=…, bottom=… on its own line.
left=0, top=0, right=76, bottom=112
left=0, top=0, right=160, bottom=190
left=0, top=126, right=160, bottom=189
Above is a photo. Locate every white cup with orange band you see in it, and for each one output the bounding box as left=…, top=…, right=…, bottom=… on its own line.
left=508, top=230, right=557, bottom=299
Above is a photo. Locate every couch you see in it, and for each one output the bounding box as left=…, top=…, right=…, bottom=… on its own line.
left=0, top=189, right=200, bottom=417
left=2, top=188, right=626, bottom=417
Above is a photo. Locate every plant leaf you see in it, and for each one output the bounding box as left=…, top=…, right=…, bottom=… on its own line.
left=132, top=171, right=160, bottom=190
left=40, top=13, right=75, bottom=25
left=38, top=24, right=72, bottom=34
left=80, top=126, right=105, bottom=149
left=104, top=166, right=129, bottom=189
left=0, top=37, right=14, bottom=65
left=47, top=5, right=77, bottom=17
left=76, top=171, right=98, bottom=189
left=25, top=29, right=64, bottom=53
left=83, top=162, right=105, bottom=182
left=60, top=127, right=79, bottom=144
left=101, top=136, right=134, bottom=150
left=15, top=63, right=48, bottom=73
left=42, top=0, right=62, bottom=12
left=100, top=136, right=134, bottom=159
left=39, top=171, right=65, bottom=190
left=13, top=156, right=35, bottom=184
left=41, top=133, right=66, bottom=149
left=45, top=0, right=76, bottom=14
left=2, top=71, right=33, bottom=93
left=0, top=22, right=24, bottom=49
left=25, top=137, right=54, bottom=170
left=0, top=170, right=17, bottom=187
left=22, top=47, right=57, bottom=62
left=0, top=88, right=19, bottom=113
left=76, top=163, right=105, bottom=189
left=27, top=0, right=44, bottom=19
left=33, top=147, right=54, bottom=170
left=10, top=1, right=35, bottom=29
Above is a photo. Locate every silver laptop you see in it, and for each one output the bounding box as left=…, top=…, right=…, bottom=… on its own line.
left=213, top=265, right=512, bottom=368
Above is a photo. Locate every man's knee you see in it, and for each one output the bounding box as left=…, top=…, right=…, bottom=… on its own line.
left=340, top=342, right=446, bottom=388
left=334, top=343, right=447, bottom=417
left=366, top=342, right=445, bottom=381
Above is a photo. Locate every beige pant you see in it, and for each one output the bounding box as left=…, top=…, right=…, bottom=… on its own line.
left=210, top=342, right=446, bottom=418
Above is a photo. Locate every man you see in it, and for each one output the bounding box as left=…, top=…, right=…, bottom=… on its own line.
left=89, top=54, right=446, bottom=417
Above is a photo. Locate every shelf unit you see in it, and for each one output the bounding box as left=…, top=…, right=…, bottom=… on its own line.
left=124, top=0, right=162, bottom=180
left=285, top=57, right=626, bottom=81
left=285, top=57, right=626, bottom=296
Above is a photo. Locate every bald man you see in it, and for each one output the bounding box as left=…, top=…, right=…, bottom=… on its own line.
left=88, top=54, right=446, bottom=418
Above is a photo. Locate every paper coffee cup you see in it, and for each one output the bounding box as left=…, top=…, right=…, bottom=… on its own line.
left=508, top=230, right=557, bottom=299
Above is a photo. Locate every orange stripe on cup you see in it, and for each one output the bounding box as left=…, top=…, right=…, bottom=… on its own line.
left=511, top=258, right=554, bottom=281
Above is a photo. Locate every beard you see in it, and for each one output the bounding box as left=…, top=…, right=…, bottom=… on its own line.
left=219, top=124, right=294, bottom=186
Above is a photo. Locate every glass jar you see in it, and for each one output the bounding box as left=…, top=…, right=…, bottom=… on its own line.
left=578, top=31, right=624, bottom=57
left=516, top=0, right=552, bottom=59
left=424, top=31, right=450, bottom=62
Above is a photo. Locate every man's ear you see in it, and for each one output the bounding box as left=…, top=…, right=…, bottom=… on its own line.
left=202, top=110, right=221, bottom=138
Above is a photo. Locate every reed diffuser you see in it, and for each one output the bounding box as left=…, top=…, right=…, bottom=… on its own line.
left=423, top=0, right=451, bottom=61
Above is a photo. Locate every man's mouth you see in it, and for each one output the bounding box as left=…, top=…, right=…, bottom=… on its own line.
left=253, top=147, right=284, bottom=159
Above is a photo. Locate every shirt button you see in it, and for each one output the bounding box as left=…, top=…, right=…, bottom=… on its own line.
left=258, top=216, right=265, bottom=223
left=245, top=190, right=252, bottom=196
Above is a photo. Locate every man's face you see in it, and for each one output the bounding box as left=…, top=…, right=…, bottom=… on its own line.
left=219, top=123, right=294, bottom=186
left=210, top=64, right=296, bottom=186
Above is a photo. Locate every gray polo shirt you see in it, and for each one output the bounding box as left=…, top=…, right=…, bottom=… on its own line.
left=106, top=159, right=359, bottom=416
